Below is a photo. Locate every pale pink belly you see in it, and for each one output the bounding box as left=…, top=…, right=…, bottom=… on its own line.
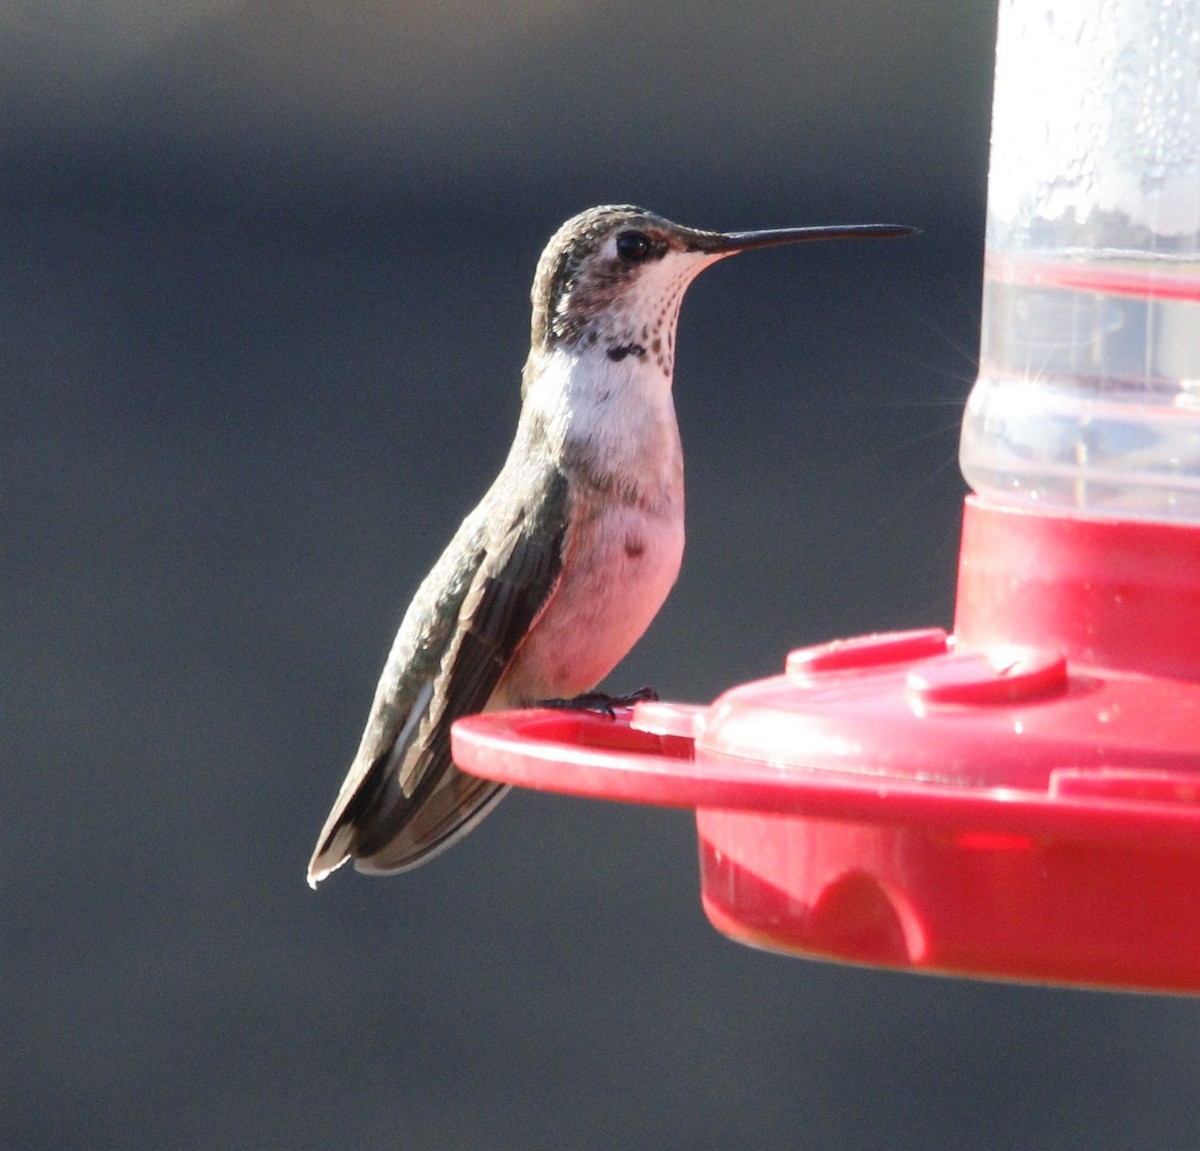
left=495, top=503, right=684, bottom=706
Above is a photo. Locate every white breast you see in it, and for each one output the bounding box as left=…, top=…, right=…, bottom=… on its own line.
left=494, top=345, right=686, bottom=705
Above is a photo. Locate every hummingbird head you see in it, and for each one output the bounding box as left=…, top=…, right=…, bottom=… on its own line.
left=528, top=204, right=914, bottom=377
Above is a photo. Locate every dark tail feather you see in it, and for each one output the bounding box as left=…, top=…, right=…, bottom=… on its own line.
left=354, top=766, right=510, bottom=874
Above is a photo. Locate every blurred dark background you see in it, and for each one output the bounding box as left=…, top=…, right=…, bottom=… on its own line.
left=5, top=1, right=1200, bottom=1147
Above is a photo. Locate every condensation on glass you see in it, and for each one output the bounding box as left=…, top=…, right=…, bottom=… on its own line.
left=961, top=0, right=1200, bottom=519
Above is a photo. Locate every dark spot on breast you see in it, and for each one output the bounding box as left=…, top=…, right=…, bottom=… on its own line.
left=624, top=533, right=646, bottom=559
left=607, top=343, right=646, bottom=362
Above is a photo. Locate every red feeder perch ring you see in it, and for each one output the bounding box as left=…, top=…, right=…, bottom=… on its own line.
left=452, top=497, right=1200, bottom=993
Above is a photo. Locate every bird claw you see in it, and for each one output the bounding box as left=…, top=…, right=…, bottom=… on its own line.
left=538, top=686, right=659, bottom=719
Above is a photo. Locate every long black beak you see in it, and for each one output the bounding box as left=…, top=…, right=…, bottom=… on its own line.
left=688, top=223, right=918, bottom=255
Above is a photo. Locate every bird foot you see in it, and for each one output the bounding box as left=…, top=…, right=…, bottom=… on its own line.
left=538, top=686, right=659, bottom=719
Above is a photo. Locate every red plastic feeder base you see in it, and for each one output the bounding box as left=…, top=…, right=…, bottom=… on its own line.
left=451, top=497, right=1200, bottom=993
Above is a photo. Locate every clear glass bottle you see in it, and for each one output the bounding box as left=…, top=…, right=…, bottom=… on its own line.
left=960, top=0, right=1200, bottom=520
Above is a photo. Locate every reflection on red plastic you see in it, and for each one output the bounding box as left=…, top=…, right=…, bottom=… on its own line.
left=629, top=700, right=705, bottom=740
left=906, top=647, right=1068, bottom=706
left=951, top=829, right=1038, bottom=853
left=1049, top=769, right=1200, bottom=804
left=786, top=628, right=949, bottom=676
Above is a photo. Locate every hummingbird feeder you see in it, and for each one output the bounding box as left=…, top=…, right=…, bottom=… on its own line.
left=452, top=0, right=1200, bottom=994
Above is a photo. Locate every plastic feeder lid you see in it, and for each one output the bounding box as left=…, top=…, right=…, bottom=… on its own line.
left=452, top=624, right=1200, bottom=993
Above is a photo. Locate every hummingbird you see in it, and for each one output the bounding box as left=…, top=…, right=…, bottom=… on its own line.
left=307, top=204, right=914, bottom=886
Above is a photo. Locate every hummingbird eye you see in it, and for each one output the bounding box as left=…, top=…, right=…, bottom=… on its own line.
left=615, top=231, right=653, bottom=262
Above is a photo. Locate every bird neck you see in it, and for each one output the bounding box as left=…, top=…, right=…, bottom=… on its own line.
left=517, top=345, right=683, bottom=507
